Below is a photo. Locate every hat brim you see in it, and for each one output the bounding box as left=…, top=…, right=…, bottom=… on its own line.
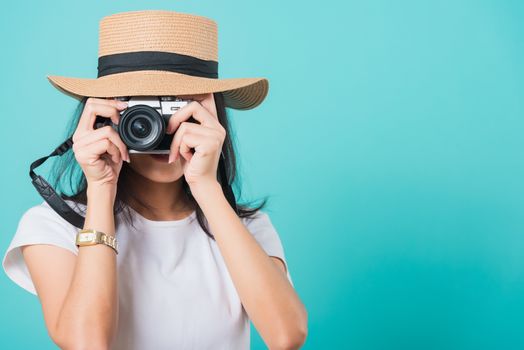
left=47, top=70, right=269, bottom=110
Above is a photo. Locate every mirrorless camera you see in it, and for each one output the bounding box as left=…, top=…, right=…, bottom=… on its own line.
left=94, top=96, right=197, bottom=154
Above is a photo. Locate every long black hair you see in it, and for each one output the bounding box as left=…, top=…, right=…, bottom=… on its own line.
left=49, top=92, right=268, bottom=240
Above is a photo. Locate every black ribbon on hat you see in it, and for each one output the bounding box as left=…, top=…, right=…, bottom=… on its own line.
left=97, top=51, right=219, bottom=78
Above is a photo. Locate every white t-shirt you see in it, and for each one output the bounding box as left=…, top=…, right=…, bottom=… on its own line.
left=2, top=200, right=293, bottom=349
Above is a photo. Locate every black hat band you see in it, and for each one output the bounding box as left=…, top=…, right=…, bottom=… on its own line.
left=97, top=50, right=219, bottom=79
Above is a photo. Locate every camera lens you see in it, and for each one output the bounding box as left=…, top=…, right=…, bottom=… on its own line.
left=119, top=105, right=165, bottom=151
left=130, top=117, right=151, bottom=138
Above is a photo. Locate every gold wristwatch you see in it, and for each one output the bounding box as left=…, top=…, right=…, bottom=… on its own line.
left=76, top=229, right=118, bottom=254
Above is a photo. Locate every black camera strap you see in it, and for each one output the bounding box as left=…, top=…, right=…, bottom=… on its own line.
left=29, top=137, right=239, bottom=229
left=29, top=137, right=86, bottom=228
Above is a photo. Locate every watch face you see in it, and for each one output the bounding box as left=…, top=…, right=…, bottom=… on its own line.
left=78, top=233, right=97, bottom=242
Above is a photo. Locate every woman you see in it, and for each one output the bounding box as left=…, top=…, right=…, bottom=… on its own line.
left=2, top=10, right=307, bottom=350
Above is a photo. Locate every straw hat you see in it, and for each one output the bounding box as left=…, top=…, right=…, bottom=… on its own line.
left=46, top=10, right=269, bottom=110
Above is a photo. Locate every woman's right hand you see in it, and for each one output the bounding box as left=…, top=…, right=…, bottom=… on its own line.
left=72, top=97, right=130, bottom=189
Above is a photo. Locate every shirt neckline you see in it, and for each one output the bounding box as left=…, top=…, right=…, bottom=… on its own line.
left=126, top=205, right=197, bottom=227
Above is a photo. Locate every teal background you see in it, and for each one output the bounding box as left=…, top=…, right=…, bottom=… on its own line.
left=1, top=0, right=523, bottom=349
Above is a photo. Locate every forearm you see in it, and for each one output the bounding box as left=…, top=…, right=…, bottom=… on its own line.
left=191, top=181, right=308, bottom=349
left=55, top=184, right=118, bottom=349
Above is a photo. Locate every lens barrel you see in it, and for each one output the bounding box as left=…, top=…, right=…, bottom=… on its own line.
left=118, top=105, right=165, bottom=151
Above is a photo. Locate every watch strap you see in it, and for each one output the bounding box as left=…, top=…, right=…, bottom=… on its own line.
left=76, top=229, right=118, bottom=254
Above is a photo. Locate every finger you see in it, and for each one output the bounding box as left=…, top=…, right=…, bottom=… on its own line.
left=77, top=98, right=128, bottom=132
left=89, top=102, right=125, bottom=129
left=74, top=125, right=129, bottom=162
left=176, top=93, right=216, bottom=116
left=78, top=138, right=120, bottom=165
left=168, top=122, right=217, bottom=163
left=166, top=101, right=219, bottom=134
left=104, top=140, right=122, bottom=164
left=178, top=133, right=217, bottom=163
left=179, top=133, right=201, bottom=163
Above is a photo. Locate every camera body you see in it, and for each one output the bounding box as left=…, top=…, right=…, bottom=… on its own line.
left=94, top=96, right=197, bottom=154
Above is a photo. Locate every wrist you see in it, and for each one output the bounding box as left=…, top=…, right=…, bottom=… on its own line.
left=87, top=183, right=117, bottom=204
left=189, top=180, right=222, bottom=201
left=85, top=183, right=117, bottom=235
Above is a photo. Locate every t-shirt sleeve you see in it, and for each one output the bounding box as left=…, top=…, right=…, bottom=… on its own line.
left=243, top=210, right=294, bottom=287
left=2, top=201, right=79, bottom=296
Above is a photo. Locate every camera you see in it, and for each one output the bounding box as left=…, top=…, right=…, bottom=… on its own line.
left=94, top=96, right=197, bottom=154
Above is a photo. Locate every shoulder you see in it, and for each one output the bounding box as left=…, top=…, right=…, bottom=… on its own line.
left=241, top=209, right=282, bottom=242
left=241, top=209, right=294, bottom=285
left=241, top=209, right=272, bottom=227
left=3, top=200, right=82, bottom=295
left=17, top=200, right=83, bottom=234
left=6, top=200, right=83, bottom=260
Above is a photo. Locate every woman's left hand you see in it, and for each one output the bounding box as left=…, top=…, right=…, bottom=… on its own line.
left=166, top=99, right=226, bottom=187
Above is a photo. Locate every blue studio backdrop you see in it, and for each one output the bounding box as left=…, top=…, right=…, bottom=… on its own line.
left=1, top=1, right=523, bottom=349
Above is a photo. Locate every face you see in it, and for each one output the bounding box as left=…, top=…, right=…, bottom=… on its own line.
left=115, top=93, right=218, bottom=183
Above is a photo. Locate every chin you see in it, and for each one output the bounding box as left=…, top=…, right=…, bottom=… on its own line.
left=127, top=154, right=184, bottom=183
